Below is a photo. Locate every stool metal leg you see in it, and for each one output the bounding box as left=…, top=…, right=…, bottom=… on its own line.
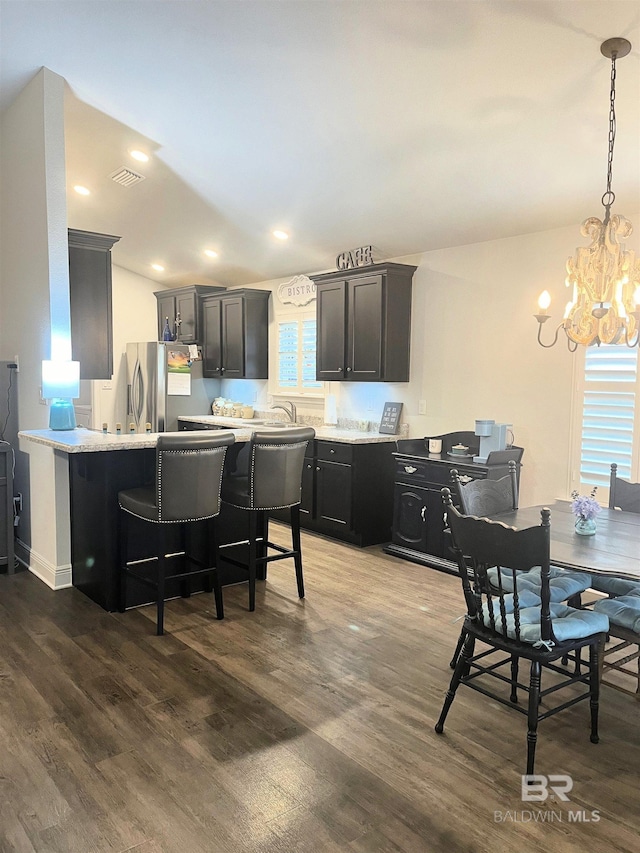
left=248, top=511, right=258, bottom=612
left=118, top=510, right=128, bottom=613
left=291, top=504, right=304, bottom=599
left=156, top=527, right=168, bottom=636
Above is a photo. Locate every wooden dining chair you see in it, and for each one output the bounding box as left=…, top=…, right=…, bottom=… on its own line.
left=436, top=489, right=609, bottom=777
left=447, top=463, right=591, bottom=670
left=587, top=464, right=640, bottom=697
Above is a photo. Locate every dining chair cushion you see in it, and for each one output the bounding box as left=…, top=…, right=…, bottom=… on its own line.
left=480, top=602, right=609, bottom=645
left=589, top=575, right=640, bottom=597
left=593, top=595, right=640, bottom=632
left=486, top=566, right=591, bottom=603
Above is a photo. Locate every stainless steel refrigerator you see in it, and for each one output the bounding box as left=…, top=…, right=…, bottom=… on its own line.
left=126, top=342, right=219, bottom=432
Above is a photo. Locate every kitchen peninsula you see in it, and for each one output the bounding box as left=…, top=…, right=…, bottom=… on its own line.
left=19, top=423, right=399, bottom=610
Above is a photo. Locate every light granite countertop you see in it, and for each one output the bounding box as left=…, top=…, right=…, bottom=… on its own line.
left=19, top=421, right=398, bottom=453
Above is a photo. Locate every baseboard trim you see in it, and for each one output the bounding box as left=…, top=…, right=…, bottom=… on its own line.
left=14, top=537, right=73, bottom=590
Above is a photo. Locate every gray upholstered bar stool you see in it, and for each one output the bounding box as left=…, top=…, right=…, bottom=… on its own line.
left=118, top=431, right=234, bottom=635
left=220, top=426, right=315, bottom=612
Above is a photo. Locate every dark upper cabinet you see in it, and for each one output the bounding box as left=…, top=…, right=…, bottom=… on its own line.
left=201, top=289, right=270, bottom=379
left=69, top=228, right=120, bottom=380
left=154, top=285, right=226, bottom=343
left=312, top=262, right=416, bottom=382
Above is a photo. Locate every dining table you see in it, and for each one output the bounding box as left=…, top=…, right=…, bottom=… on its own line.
left=490, top=499, right=640, bottom=581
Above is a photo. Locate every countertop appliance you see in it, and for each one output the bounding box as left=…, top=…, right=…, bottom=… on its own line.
left=473, top=419, right=513, bottom=463
left=126, top=342, right=219, bottom=432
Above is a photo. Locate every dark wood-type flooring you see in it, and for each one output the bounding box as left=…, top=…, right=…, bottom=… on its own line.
left=1, top=525, right=638, bottom=853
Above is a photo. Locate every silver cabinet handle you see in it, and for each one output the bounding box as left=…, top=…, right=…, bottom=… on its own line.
left=458, top=475, right=472, bottom=484
left=330, top=448, right=335, bottom=454
left=420, top=506, right=427, bottom=521
left=346, top=367, right=352, bottom=372
left=404, top=465, right=417, bottom=473
left=316, top=466, right=320, bottom=471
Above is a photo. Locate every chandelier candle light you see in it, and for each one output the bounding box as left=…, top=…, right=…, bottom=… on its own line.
left=535, top=38, right=640, bottom=350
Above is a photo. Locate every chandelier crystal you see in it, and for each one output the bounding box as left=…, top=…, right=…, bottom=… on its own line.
left=535, top=37, right=640, bottom=350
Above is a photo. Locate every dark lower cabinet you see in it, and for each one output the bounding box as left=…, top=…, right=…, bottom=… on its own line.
left=391, top=483, right=449, bottom=558
left=274, top=439, right=395, bottom=547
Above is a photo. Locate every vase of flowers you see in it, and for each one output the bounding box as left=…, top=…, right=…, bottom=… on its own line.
left=571, top=486, right=601, bottom=536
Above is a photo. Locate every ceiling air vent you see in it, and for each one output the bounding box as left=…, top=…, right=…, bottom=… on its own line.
left=109, top=167, right=146, bottom=187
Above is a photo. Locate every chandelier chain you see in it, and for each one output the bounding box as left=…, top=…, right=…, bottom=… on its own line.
left=602, top=52, right=618, bottom=212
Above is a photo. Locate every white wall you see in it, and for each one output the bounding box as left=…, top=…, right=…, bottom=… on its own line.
left=1, top=68, right=74, bottom=586
left=229, top=217, right=639, bottom=508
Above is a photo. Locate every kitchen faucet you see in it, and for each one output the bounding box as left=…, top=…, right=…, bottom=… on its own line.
left=271, top=401, right=297, bottom=423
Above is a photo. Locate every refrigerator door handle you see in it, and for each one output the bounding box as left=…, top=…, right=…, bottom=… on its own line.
left=131, top=358, right=144, bottom=429
left=127, top=384, right=132, bottom=416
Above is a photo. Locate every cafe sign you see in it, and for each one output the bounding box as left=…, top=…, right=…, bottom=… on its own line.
left=277, top=275, right=316, bottom=306
left=335, top=245, right=374, bottom=271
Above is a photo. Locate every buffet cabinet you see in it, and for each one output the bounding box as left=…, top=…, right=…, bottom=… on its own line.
left=311, top=262, right=415, bottom=382
left=384, top=432, right=524, bottom=574
left=155, top=284, right=226, bottom=344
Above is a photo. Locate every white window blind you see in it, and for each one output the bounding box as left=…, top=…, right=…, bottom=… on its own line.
left=578, top=345, right=638, bottom=487
left=276, top=316, right=322, bottom=393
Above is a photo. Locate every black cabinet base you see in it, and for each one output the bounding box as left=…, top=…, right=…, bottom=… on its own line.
left=382, top=543, right=458, bottom=577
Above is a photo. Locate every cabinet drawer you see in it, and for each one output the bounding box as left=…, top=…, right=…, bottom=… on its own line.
left=317, top=442, right=353, bottom=464
left=394, top=457, right=486, bottom=486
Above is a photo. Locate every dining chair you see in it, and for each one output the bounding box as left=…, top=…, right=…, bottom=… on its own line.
left=435, top=489, right=609, bottom=777
left=586, top=464, right=640, bottom=697
left=448, top=463, right=591, bottom=669
left=118, top=431, right=234, bottom=635
left=220, top=426, right=315, bottom=612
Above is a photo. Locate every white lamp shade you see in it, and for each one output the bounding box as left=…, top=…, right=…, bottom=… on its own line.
left=42, top=360, right=80, bottom=399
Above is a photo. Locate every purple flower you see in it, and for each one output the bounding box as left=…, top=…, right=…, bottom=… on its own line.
left=570, top=486, right=601, bottom=521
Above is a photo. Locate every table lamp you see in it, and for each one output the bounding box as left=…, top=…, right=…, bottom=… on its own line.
left=42, top=360, right=80, bottom=430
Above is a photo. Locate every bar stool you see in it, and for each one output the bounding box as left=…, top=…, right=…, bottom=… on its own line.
left=220, top=426, right=315, bottom=611
left=118, top=431, right=234, bottom=635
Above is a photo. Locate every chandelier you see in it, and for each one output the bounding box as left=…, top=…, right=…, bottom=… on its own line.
left=535, top=37, right=640, bottom=350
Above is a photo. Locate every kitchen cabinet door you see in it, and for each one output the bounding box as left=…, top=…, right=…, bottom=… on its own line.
left=69, top=229, right=120, bottom=380
left=202, top=297, right=222, bottom=376
left=348, top=275, right=383, bottom=380
left=316, top=459, right=353, bottom=532
left=392, top=484, right=431, bottom=552
left=220, top=294, right=244, bottom=379
left=316, top=280, right=347, bottom=381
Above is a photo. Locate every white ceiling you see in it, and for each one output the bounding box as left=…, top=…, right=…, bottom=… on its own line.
left=1, top=1, right=639, bottom=288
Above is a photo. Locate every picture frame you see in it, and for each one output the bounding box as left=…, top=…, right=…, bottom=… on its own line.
left=379, top=401, right=403, bottom=434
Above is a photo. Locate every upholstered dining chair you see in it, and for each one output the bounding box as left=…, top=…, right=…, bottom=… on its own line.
left=118, top=431, right=234, bottom=635
left=448, top=463, right=592, bottom=669
left=220, top=426, right=315, bottom=612
left=436, top=489, right=609, bottom=777
left=587, top=464, right=640, bottom=697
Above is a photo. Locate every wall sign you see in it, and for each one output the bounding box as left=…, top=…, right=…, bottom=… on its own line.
left=336, top=245, right=374, bottom=270
left=277, top=275, right=316, bottom=306
left=379, top=401, right=403, bottom=435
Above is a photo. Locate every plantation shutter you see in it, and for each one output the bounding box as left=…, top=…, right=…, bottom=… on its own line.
left=276, top=316, right=321, bottom=393
left=579, top=345, right=638, bottom=487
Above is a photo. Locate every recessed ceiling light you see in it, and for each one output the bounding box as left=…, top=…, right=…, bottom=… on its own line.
left=151, top=263, right=165, bottom=272
left=130, top=149, right=149, bottom=163
left=204, top=249, right=219, bottom=259
left=74, top=185, right=90, bottom=196
left=272, top=230, right=289, bottom=240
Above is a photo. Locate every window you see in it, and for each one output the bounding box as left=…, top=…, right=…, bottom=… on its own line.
left=275, top=313, right=322, bottom=395
left=575, top=344, right=639, bottom=490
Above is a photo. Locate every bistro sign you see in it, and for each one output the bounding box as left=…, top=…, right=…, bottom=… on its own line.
left=277, top=275, right=316, bottom=306
left=335, top=245, right=374, bottom=270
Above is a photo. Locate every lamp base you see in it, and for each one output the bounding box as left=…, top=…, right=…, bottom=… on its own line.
left=49, top=399, right=77, bottom=430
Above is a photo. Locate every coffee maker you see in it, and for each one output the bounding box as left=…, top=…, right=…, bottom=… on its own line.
left=473, top=419, right=512, bottom=463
